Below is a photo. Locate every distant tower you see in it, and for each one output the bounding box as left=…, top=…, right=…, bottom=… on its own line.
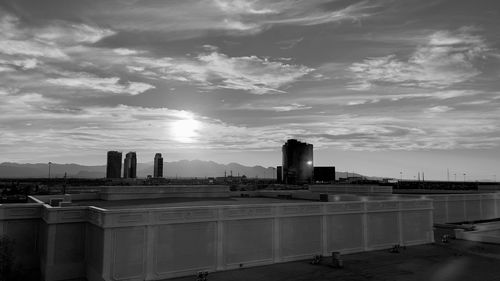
left=282, top=139, right=313, bottom=184
left=277, top=166, right=282, bottom=183
left=154, top=153, right=163, bottom=178
left=123, top=152, right=137, bottom=178
left=106, top=151, right=122, bottom=178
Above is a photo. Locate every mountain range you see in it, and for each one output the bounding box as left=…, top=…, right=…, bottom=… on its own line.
left=0, top=160, right=366, bottom=179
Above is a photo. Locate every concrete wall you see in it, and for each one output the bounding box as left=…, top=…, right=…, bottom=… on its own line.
left=40, top=206, right=88, bottom=281
left=85, top=198, right=433, bottom=281
left=1, top=196, right=434, bottom=281
left=99, top=185, right=230, bottom=200
left=0, top=203, right=42, bottom=273
left=309, top=184, right=393, bottom=194
left=428, top=193, right=500, bottom=223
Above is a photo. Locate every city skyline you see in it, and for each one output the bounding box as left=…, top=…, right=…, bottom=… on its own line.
left=1, top=0, right=499, bottom=181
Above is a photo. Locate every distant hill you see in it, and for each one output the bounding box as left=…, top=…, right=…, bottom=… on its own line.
left=0, top=161, right=381, bottom=180
left=0, top=160, right=275, bottom=179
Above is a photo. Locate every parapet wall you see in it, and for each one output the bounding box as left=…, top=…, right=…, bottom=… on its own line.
left=428, top=193, right=500, bottom=223
left=84, top=198, right=433, bottom=281
left=98, top=185, right=230, bottom=200
left=309, top=184, right=393, bottom=194
left=1, top=196, right=433, bottom=281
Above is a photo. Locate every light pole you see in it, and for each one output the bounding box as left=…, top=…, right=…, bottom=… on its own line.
left=400, top=171, right=403, bottom=182
left=463, top=173, right=466, bottom=182
left=48, top=161, right=52, bottom=179
left=454, top=173, right=456, bottom=181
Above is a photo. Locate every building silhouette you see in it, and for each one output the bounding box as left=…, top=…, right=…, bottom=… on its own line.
left=154, top=153, right=163, bottom=178
left=106, top=151, right=122, bottom=178
left=276, top=166, right=282, bottom=183
left=123, top=151, right=137, bottom=178
left=314, top=166, right=336, bottom=182
left=282, top=139, right=313, bottom=184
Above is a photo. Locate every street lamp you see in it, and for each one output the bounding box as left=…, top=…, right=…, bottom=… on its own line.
left=463, top=173, right=466, bottom=182
left=48, top=161, right=52, bottom=179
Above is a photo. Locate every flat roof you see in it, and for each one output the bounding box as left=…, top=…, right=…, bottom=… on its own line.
left=72, top=197, right=313, bottom=209
left=168, top=236, right=500, bottom=281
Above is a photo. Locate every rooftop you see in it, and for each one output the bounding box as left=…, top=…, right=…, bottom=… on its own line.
left=168, top=236, right=500, bottom=281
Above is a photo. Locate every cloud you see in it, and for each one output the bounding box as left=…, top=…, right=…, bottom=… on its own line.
left=212, top=0, right=376, bottom=33
left=46, top=75, right=154, bottom=96
left=272, top=103, right=312, bottom=112
left=0, top=58, right=38, bottom=70
left=1, top=86, right=499, bottom=163
left=113, top=48, right=144, bottom=56
left=0, top=11, right=313, bottom=97
left=36, top=23, right=115, bottom=45
left=349, top=27, right=489, bottom=89
left=276, top=37, right=304, bottom=50
left=426, top=105, right=453, bottom=113
left=130, top=50, right=314, bottom=94
left=0, top=13, right=114, bottom=59
left=214, top=0, right=277, bottom=15
left=45, top=0, right=376, bottom=38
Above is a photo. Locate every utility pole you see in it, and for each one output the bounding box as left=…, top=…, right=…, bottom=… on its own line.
left=63, top=172, right=67, bottom=194
left=48, top=162, right=52, bottom=179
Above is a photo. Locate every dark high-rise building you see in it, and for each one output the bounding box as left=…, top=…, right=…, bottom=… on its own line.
left=106, top=151, right=122, bottom=178
left=276, top=166, right=282, bottom=183
left=154, top=153, right=163, bottom=178
left=282, top=139, right=313, bottom=184
left=314, top=166, right=336, bottom=182
left=123, top=152, right=137, bottom=178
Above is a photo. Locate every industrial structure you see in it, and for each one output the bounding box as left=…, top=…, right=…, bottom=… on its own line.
left=105, top=151, right=122, bottom=179
left=314, top=166, right=336, bottom=183
left=282, top=139, right=313, bottom=184
left=154, top=153, right=163, bottom=178
left=123, top=151, right=137, bottom=178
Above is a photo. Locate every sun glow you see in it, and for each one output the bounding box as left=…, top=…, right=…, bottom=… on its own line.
left=170, top=116, right=201, bottom=143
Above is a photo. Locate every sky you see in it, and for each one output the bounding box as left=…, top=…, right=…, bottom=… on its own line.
left=0, top=0, right=499, bottom=181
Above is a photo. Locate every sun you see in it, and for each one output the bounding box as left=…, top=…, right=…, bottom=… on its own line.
left=170, top=118, right=201, bottom=143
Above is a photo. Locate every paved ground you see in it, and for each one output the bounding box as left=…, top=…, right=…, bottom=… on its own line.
left=169, top=238, right=500, bottom=281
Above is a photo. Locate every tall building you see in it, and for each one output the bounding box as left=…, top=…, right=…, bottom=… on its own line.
left=276, top=166, right=282, bottom=183
left=314, top=166, right=336, bottom=182
left=154, top=153, right=163, bottom=178
left=123, top=152, right=137, bottom=178
left=282, top=139, right=313, bottom=184
left=106, top=151, right=122, bottom=178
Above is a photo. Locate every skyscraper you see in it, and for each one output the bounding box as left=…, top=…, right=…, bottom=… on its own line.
left=123, top=152, right=137, bottom=178
left=282, top=139, right=313, bottom=184
left=154, top=153, right=163, bottom=178
left=276, top=166, right=282, bottom=183
left=106, top=151, right=122, bottom=178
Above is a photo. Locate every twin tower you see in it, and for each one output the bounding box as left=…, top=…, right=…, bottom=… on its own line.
left=106, top=151, right=163, bottom=179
